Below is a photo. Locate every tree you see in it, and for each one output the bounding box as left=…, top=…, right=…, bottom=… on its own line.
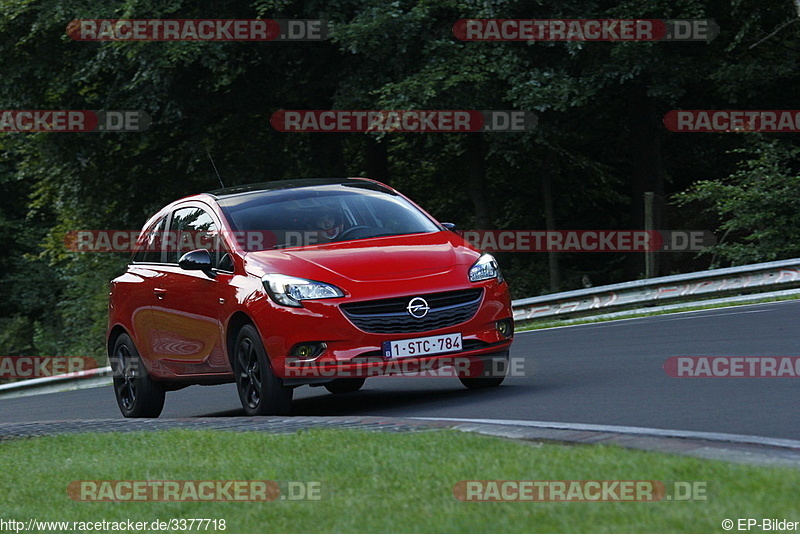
left=675, top=137, right=800, bottom=266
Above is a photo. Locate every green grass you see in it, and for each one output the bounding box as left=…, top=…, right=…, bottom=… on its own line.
left=0, top=429, right=797, bottom=533
left=517, top=292, right=800, bottom=332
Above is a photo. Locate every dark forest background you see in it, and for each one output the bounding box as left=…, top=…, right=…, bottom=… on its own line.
left=2, top=0, right=800, bottom=360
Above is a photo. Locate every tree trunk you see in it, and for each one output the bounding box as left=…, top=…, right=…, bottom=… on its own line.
left=365, top=137, right=390, bottom=184
left=542, top=170, right=560, bottom=292
left=625, top=83, right=665, bottom=279
left=466, top=134, right=492, bottom=229
left=310, top=133, right=346, bottom=177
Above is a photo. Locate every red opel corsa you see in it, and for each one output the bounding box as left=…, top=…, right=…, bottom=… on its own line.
left=108, top=178, right=514, bottom=417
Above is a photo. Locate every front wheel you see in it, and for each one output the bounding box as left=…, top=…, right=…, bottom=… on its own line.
left=233, top=324, right=293, bottom=415
left=458, top=352, right=509, bottom=389
left=111, top=333, right=165, bottom=418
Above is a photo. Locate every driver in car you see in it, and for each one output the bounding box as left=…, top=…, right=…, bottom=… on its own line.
left=312, top=206, right=344, bottom=242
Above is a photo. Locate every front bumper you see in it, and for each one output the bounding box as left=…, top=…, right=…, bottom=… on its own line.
left=249, top=279, right=514, bottom=384
left=281, top=346, right=512, bottom=386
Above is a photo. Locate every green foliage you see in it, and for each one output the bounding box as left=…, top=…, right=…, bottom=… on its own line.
left=676, top=138, right=800, bottom=266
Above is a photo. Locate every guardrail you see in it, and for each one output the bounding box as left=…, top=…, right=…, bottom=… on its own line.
left=0, top=366, right=111, bottom=395
left=512, top=258, right=800, bottom=322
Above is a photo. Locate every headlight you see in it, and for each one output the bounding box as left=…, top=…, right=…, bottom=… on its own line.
left=262, top=274, right=344, bottom=307
left=468, top=254, right=503, bottom=283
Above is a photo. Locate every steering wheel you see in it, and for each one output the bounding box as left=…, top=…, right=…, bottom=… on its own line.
left=333, top=225, right=370, bottom=242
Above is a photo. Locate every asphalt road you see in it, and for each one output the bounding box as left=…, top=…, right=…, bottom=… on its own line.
left=0, top=301, right=798, bottom=439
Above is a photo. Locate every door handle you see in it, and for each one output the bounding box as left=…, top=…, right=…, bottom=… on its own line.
left=153, top=288, right=167, bottom=299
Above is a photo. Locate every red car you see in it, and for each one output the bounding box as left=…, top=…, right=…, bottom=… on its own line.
left=108, top=178, right=514, bottom=417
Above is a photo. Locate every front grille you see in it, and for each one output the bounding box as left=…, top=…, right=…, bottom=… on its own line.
left=340, top=289, right=483, bottom=334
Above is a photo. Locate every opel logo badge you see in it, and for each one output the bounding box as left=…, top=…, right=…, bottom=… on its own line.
left=407, top=297, right=430, bottom=319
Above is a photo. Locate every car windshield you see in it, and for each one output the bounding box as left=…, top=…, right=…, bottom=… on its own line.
left=216, top=184, right=441, bottom=251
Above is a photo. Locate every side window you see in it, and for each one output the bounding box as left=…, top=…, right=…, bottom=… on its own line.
left=167, top=206, right=230, bottom=270
left=132, top=215, right=167, bottom=264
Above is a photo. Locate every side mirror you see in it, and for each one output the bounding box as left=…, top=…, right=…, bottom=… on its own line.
left=178, top=249, right=216, bottom=278
left=442, top=222, right=464, bottom=237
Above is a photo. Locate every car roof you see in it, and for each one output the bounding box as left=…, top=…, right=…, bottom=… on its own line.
left=205, top=178, right=393, bottom=199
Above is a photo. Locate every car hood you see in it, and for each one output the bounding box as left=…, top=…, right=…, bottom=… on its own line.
left=244, top=231, right=479, bottom=283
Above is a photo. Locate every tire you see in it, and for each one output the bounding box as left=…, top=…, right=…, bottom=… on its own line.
left=233, top=324, right=293, bottom=415
left=458, top=351, right=509, bottom=390
left=324, top=378, right=366, bottom=394
left=111, top=333, right=166, bottom=418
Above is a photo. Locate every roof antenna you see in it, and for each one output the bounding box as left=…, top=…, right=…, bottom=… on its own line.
left=207, top=151, right=225, bottom=189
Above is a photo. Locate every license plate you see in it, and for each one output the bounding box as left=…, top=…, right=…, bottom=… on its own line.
left=382, top=333, right=462, bottom=359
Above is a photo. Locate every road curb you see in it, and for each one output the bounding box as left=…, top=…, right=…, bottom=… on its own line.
left=413, top=417, right=800, bottom=469
left=0, top=415, right=797, bottom=469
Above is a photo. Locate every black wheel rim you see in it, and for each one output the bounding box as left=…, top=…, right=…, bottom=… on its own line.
left=237, top=337, right=262, bottom=409
left=114, top=344, right=137, bottom=411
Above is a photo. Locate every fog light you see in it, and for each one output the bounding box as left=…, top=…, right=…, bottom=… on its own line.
left=289, top=342, right=326, bottom=362
left=496, top=319, right=513, bottom=338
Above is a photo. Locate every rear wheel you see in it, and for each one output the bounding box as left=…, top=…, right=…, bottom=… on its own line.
left=324, top=378, right=366, bottom=394
left=111, top=333, right=165, bottom=418
left=233, top=325, right=293, bottom=415
left=458, top=351, right=509, bottom=389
